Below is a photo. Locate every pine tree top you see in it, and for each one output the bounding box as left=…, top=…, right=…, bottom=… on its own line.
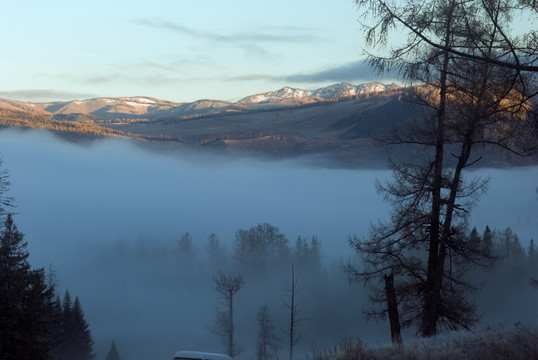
left=105, top=341, right=121, bottom=360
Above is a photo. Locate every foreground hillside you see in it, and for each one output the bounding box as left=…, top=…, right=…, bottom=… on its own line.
left=308, top=324, right=538, bottom=360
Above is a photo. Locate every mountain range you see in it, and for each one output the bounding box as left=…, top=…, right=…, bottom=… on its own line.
left=0, top=82, right=400, bottom=122
left=1, top=82, right=532, bottom=167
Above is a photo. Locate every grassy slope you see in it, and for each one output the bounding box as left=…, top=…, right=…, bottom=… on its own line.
left=307, top=324, right=538, bottom=360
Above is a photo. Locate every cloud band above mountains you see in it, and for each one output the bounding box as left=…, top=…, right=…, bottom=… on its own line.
left=227, top=60, right=401, bottom=84
left=283, top=59, right=403, bottom=84
left=0, top=89, right=96, bottom=102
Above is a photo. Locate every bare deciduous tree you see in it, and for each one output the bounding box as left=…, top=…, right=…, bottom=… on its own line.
left=211, top=271, right=244, bottom=357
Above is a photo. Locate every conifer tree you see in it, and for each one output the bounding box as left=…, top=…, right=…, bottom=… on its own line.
left=482, top=226, right=494, bottom=256
left=0, top=214, right=58, bottom=359
left=72, top=297, right=94, bottom=360
left=105, top=341, right=121, bottom=360
left=206, top=233, right=228, bottom=271
left=469, top=227, right=481, bottom=251
left=53, top=291, right=94, bottom=360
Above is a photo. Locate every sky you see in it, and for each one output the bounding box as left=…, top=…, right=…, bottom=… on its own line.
left=0, top=0, right=388, bottom=103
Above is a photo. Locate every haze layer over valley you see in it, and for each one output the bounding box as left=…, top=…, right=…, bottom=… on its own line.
left=1, top=129, right=536, bottom=360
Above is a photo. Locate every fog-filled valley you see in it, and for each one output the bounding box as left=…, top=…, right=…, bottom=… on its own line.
left=1, top=128, right=537, bottom=360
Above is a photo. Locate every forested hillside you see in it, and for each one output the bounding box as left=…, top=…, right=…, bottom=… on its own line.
left=0, top=108, right=127, bottom=138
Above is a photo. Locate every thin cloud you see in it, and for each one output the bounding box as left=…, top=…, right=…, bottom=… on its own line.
left=133, top=18, right=321, bottom=44
left=0, top=89, right=96, bottom=102
left=80, top=73, right=182, bottom=86
left=225, top=74, right=275, bottom=82
left=282, top=60, right=400, bottom=83
left=223, top=60, right=401, bottom=84
left=134, top=19, right=200, bottom=38
left=82, top=74, right=121, bottom=85
left=140, top=59, right=175, bottom=72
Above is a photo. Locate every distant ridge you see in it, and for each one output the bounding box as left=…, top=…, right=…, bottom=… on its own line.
left=1, top=82, right=535, bottom=168
left=238, top=82, right=399, bottom=104
left=0, top=82, right=400, bottom=122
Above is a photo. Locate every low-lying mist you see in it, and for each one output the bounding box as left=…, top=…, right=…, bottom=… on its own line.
left=0, top=128, right=537, bottom=360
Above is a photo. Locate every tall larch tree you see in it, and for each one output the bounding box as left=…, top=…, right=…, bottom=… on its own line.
left=347, top=0, right=537, bottom=339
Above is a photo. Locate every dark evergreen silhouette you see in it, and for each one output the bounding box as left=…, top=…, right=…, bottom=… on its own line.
left=482, top=226, right=494, bottom=256
left=52, top=290, right=94, bottom=360
left=0, top=213, right=59, bottom=359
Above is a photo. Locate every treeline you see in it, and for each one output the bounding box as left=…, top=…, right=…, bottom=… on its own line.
left=80, top=221, right=537, bottom=360
left=0, top=108, right=127, bottom=138
left=2, top=210, right=536, bottom=360
left=50, top=291, right=94, bottom=360
left=0, top=213, right=95, bottom=360
left=0, top=108, right=187, bottom=144
left=197, top=132, right=297, bottom=146
left=88, top=223, right=352, bottom=359
left=466, top=225, right=538, bottom=276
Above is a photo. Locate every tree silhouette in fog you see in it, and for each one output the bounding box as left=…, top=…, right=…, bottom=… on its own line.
left=283, top=262, right=307, bottom=360
left=206, top=232, right=228, bottom=271
left=52, top=290, right=94, bottom=360
left=178, top=232, right=194, bottom=255
left=234, top=223, right=289, bottom=274
left=257, top=305, right=280, bottom=360
left=105, top=341, right=121, bottom=360
left=0, top=162, right=59, bottom=359
left=348, top=0, right=537, bottom=339
left=211, top=271, right=245, bottom=357
left=0, top=213, right=59, bottom=359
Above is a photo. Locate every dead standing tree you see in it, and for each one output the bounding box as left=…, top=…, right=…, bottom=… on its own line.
left=212, top=271, right=244, bottom=357
left=347, top=0, right=538, bottom=339
left=282, top=262, right=307, bottom=360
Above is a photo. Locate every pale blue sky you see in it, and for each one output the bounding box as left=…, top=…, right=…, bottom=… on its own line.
left=0, top=0, right=386, bottom=103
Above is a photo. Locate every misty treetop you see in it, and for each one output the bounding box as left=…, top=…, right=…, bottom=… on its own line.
left=105, top=341, right=121, bottom=360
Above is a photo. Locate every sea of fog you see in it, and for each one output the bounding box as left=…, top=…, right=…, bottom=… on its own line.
left=0, top=128, right=537, bottom=360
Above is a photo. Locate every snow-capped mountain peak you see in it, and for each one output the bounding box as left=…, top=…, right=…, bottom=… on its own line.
left=238, top=82, right=396, bottom=105
left=2, top=82, right=400, bottom=122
